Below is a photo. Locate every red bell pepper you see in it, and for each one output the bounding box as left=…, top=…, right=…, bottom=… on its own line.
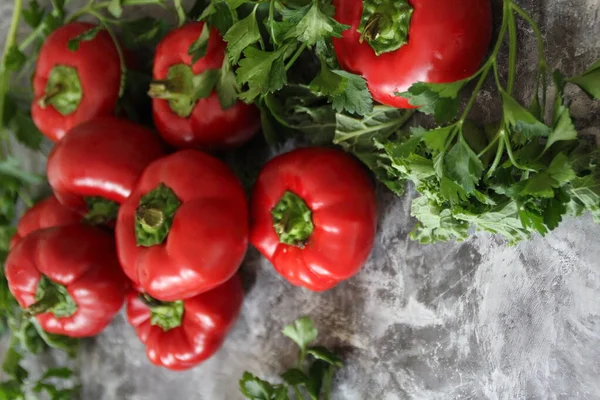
left=10, top=195, right=81, bottom=249
left=115, top=149, right=248, bottom=301
left=126, top=274, right=243, bottom=371
left=250, top=148, right=377, bottom=291
left=47, top=116, right=165, bottom=222
left=148, top=22, right=260, bottom=149
left=31, top=22, right=122, bottom=141
left=332, top=0, right=492, bottom=108
left=5, top=224, right=129, bottom=338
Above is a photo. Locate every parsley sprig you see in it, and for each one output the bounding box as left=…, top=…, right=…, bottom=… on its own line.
left=375, top=0, right=600, bottom=243
left=240, top=317, right=342, bottom=400
left=198, top=0, right=373, bottom=119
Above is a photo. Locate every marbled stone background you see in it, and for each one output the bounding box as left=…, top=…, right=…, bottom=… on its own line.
left=1, top=0, right=599, bottom=399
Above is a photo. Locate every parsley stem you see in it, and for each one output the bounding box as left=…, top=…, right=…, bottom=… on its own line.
left=86, top=10, right=128, bottom=98
left=285, top=43, right=308, bottom=71
left=492, top=61, right=502, bottom=89
left=510, top=2, right=548, bottom=68
left=66, top=0, right=95, bottom=23
left=489, top=1, right=510, bottom=60
left=0, top=0, right=23, bottom=152
left=268, top=0, right=277, bottom=46
left=477, top=130, right=501, bottom=158
left=507, top=10, right=517, bottom=95
left=323, top=365, right=334, bottom=400
left=173, top=0, right=186, bottom=27
left=504, top=135, right=535, bottom=171
left=297, top=349, right=306, bottom=369
left=293, top=386, right=304, bottom=399
left=458, top=63, right=491, bottom=122
left=18, top=23, right=45, bottom=52
left=486, top=130, right=505, bottom=178
left=458, top=0, right=510, bottom=122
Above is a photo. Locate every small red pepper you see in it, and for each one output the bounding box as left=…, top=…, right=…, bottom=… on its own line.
left=10, top=195, right=81, bottom=249
left=149, top=22, right=260, bottom=149
left=250, top=148, right=378, bottom=291
left=32, top=22, right=122, bottom=141
left=116, top=150, right=248, bottom=301
left=5, top=224, right=129, bottom=338
left=47, top=116, right=165, bottom=222
left=126, top=274, right=243, bottom=370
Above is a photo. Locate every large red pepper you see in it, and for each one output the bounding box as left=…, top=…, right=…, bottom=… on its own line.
left=5, top=224, right=129, bottom=337
left=148, top=22, right=260, bottom=149
left=32, top=22, right=122, bottom=141
left=126, top=274, right=243, bottom=370
left=115, top=150, right=248, bottom=301
left=10, top=195, right=81, bottom=249
left=332, top=0, right=492, bottom=108
left=47, top=116, right=165, bottom=222
left=250, top=148, right=377, bottom=291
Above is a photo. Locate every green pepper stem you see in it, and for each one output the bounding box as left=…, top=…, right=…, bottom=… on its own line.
left=271, top=191, right=314, bottom=248
left=357, top=0, right=414, bottom=55
left=139, top=293, right=184, bottom=332
left=136, top=206, right=166, bottom=233
left=148, top=80, right=183, bottom=99
left=37, top=86, right=63, bottom=109
left=134, top=183, right=181, bottom=247
left=24, top=286, right=61, bottom=317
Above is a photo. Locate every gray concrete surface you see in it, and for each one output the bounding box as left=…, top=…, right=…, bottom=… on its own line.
left=1, top=0, right=600, bottom=399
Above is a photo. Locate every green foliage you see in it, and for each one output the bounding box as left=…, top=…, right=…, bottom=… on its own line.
left=240, top=317, right=342, bottom=400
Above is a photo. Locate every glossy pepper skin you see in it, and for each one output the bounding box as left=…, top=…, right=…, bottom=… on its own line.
left=5, top=224, right=128, bottom=337
left=332, top=0, right=492, bottom=108
left=250, top=148, right=377, bottom=291
left=116, top=150, right=248, bottom=301
left=126, top=275, right=243, bottom=370
left=32, top=22, right=121, bottom=141
left=151, top=22, right=260, bottom=149
left=10, top=195, right=81, bottom=249
left=47, top=116, right=165, bottom=213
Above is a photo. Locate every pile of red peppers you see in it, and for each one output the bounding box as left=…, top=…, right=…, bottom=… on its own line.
left=5, top=18, right=387, bottom=370
left=4, top=0, right=495, bottom=372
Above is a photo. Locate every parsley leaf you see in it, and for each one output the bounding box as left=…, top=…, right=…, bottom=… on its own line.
left=188, top=23, right=210, bottom=63
left=501, top=90, right=551, bottom=139
left=310, top=61, right=373, bottom=115
left=444, top=136, right=484, bottom=193
left=199, top=0, right=237, bottom=34
left=545, top=107, right=577, bottom=151
left=307, top=346, right=343, bottom=367
left=4, top=46, right=26, bottom=72
left=107, top=0, right=123, bottom=18
left=568, top=174, right=600, bottom=222
left=281, top=369, right=309, bottom=386
left=400, top=80, right=468, bottom=123
left=216, top=59, right=239, bottom=109
left=282, top=316, right=317, bottom=352
left=568, top=60, right=600, bottom=99
left=334, top=106, right=412, bottom=149
left=239, top=372, right=273, bottom=400
left=67, top=26, right=102, bottom=51
left=23, top=0, right=45, bottom=28
left=283, top=1, right=349, bottom=46
left=224, top=6, right=261, bottom=64
left=263, top=85, right=336, bottom=144
left=329, top=71, right=372, bottom=115
left=410, top=196, right=469, bottom=244
left=237, top=46, right=289, bottom=102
